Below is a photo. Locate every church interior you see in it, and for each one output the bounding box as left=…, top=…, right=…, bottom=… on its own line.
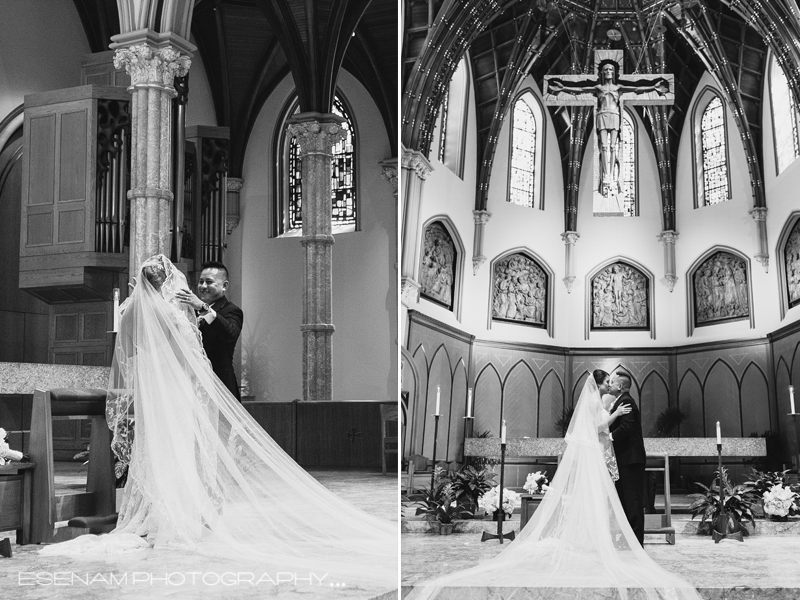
left=0, top=0, right=397, bottom=597
left=401, top=0, right=800, bottom=596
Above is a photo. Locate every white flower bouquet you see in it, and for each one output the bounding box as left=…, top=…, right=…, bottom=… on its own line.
left=763, top=484, right=797, bottom=518
left=523, top=471, right=550, bottom=495
left=0, top=428, right=23, bottom=466
left=478, top=485, right=520, bottom=516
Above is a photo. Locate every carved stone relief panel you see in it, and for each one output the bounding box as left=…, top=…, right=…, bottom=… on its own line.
left=693, top=251, right=749, bottom=326
left=420, top=221, right=456, bottom=310
left=591, top=262, right=649, bottom=330
left=785, top=221, right=800, bottom=310
left=492, top=253, right=547, bottom=327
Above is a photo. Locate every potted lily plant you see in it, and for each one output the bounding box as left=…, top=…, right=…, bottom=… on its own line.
left=449, top=465, right=497, bottom=518
left=742, top=469, right=800, bottom=519
left=478, top=485, right=520, bottom=521
left=687, top=467, right=756, bottom=535
left=414, top=469, right=473, bottom=534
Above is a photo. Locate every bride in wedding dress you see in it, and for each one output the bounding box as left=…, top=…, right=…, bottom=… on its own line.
left=408, top=371, right=701, bottom=600
left=41, top=255, right=397, bottom=594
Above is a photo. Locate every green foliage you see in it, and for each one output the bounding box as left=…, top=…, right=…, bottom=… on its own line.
left=687, top=467, right=756, bottom=535
left=742, top=468, right=800, bottom=516
left=449, top=465, right=497, bottom=506
left=650, top=406, right=687, bottom=437
left=414, top=468, right=473, bottom=524
left=554, top=407, right=575, bottom=438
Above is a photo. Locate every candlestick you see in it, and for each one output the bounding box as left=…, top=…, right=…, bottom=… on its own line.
left=435, top=386, right=441, bottom=416
left=481, top=438, right=515, bottom=543
left=112, top=288, right=120, bottom=333
left=790, top=385, right=796, bottom=415
left=501, top=419, right=507, bottom=444
left=716, top=421, right=721, bottom=445
left=466, top=388, right=473, bottom=418
left=430, top=413, right=441, bottom=491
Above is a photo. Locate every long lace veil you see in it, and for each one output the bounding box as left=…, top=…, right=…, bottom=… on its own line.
left=48, top=255, right=397, bottom=593
left=407, top=376, right=700, bottom=600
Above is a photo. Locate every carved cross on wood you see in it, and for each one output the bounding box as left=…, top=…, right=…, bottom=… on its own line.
left=543, top=50, right=674, bottom=215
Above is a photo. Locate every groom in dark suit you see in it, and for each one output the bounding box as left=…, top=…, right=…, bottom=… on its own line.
left=608, top=370, right=646, bottom=545
left=178, top=261, right=244, bottom=401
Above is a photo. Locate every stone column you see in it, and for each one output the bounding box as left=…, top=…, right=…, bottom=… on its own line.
left=658, top=230, right=679, bottom=292
left=401, top=146, right=433, bottom=306
left=113, top=40, right=191, bottom=277
left=226, top=177, right=244, bottom=234
left=749, top=207, right=769, bottom=272
left=471, top=210, right=492, bottom=274
left=561, top=231, right=580, bottom=293
left=287, top=113, right=346, bottom=402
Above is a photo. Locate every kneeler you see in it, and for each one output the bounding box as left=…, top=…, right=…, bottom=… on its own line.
left=29, top=388, right=117, bottom=544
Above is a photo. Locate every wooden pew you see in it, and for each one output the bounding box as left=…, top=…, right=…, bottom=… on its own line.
left=29, top=388, right=116, bottom=544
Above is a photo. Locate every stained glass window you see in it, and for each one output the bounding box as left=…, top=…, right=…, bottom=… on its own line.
left=509, top=95, right=537, bottom=208
left=284, top=94, right=356, bottom=233
left=621, top=111, right=636, bottom=217
left=700, top=96, right=729, bottom=206
left=770, top=55, right=800, bottom=174
left=438, top=88, right=449, bottom=164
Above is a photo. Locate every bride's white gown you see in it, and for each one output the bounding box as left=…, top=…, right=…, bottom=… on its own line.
left=40, top=256, right=397, bottom=593
left=408, top=377, right=701, bottom=600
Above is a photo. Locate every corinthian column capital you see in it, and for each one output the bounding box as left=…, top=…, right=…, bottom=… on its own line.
left=286, top=113, right=346, bottom=156
left=401, top=146, right=433, bottom=180
left=113, top=44, right=191, bottom=89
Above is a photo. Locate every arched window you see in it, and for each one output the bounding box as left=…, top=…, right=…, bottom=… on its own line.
left=693, top=90, right=730, bottom=207
left=436, top=57, right=470, bottom=178
left=276, top=93, right=357, bottom=236
left=769, top=54, right=800, bottom=174
left=508, top=90, right=545, bottom=209
left=620, top=110, right=637, bottom=217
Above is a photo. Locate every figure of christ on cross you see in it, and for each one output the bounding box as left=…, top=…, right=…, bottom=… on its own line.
left=544, top=50, right=674, bottom=208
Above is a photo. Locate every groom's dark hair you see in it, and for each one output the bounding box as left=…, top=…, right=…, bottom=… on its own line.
left=201, top=261, right=229, bottom=280
left=615, top=371, right=632, bottom=391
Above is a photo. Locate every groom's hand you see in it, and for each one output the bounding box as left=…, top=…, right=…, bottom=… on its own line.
left=176, top=288, right=204, bottom=311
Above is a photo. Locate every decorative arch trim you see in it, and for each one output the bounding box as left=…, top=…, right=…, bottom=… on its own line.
left=584, top=256, right=656, bottom=340
left=691, top=86, right=732, bottom=209
left=418, top=214, right=466, bottom=321
left=487, top=246, right=555, bottom=338
left=506, top=87, right=547, bottom=211
left=685, top=245, right=754, bottom=336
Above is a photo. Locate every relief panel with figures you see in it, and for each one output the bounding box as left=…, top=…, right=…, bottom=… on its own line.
left=419, top=221, right=456, bottom=310
left=591, top=262, right=649, bottom=330
left=492, top=253, right=547, bottom=327
left=693, top=251, right=749, bottom=326
left=785, top=221, right=800, bottom=310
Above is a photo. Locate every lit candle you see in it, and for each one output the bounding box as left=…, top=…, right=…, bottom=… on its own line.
left=716, top=421, right=721, bottom=445
left=435, top=386, right=440, bottom=416
left=791, top=385, right=796, bottom=415
left=466, top=388, right=473, bottom=418
left=501, top=419, right=507, bottom=444
left=112, top=288, right=120, bottom=333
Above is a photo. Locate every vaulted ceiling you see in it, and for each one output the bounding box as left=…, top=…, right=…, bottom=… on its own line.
left=73, top=0, right=397, bottom=177
left=403, top=0, right=800, bottom=232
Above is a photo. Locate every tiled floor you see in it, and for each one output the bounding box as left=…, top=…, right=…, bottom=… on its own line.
left=0, top=465, right=399, bottom=600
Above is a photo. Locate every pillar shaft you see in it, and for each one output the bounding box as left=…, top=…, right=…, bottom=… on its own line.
left=472, top=210, right=492, bottom=274
left=114, top=42, right=191, bottom=277
left=400, top=146, right=433, bottom=305
left=287, top=113, right=346, bottom=402
left=561, top=231, right=580, bottom=293
left=658, top=230, right=679, bottom=292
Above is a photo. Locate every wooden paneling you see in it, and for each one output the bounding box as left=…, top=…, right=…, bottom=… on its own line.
left=57, top=209, right=85, bottom=244
left=27, top=115, right=55, bottom=206
left=26, top=213, right=52, bottom=246
left=59, top=110, right=87, bottom=202
left=296, top=402, right=383, bottom=468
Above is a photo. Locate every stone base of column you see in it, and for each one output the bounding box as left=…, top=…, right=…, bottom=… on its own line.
left=301, top=323, right=334, bottom=401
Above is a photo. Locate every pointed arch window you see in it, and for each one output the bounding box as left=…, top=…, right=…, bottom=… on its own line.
left=620, top=110, right=637, bottom=216
left=508, top=90, right=545, bottom=209
left=276, top=93, right=357, bottom=236
left=769, top=54, right=800, bottom=174
left=693, top=92, right=730, bottom=207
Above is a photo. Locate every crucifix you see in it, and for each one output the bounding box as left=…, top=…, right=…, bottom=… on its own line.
left=544, top=50, right=674, bottom=216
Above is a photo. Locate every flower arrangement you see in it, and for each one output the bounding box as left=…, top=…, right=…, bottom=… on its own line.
left=0, top=428, right=23, bottom=465
left=523, top=471, right=550, bottom=495
left=478, top=485, right=520, bottom=516
left=762, top=484, right=798, bottom=519
left=449, top=465, right=497, bottom=514
left=414, top=469, right=473, bottom=524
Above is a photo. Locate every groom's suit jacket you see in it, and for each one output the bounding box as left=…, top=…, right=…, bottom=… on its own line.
left=199, top=296, right=243, bottom=401
left=608, top=392, right=646, bottom=466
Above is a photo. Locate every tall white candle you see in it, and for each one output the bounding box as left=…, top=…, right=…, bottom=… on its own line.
left=112, top=288, right=120, bottom=333
left=716, top=421, right=721, bottom=445
left=435, top=386, right=441, bottom=415
left=466, top=388, right=473, bottom=418
left=501, top=419, right=507, bottom=444
left=791, top=385, right=796, bottom=414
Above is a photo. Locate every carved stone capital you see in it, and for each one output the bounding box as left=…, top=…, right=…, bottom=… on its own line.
left=286, top=114, right=346, bottom=156
left=561, top=231, right=580, bottom=246
left=472, top=255, right=486, bottom=275
left=563, top=275, right=577, bottom=293
left=665, top=274, right=678, bottom=293
left=658, top=230, right=679, bottom=245
left=225, top=177, right=243, bottom=234
left=401, top=277, right=421, bottom=307
left=226, top=177, right=244, bottom=193
left=113, top=44, right=191, bottom=89
left=401, top=146, right=433, bottom=180
left=379, top=158, right=398, bottom=195
left=473, top=210, right=492, bottom=225
left=749, top=206, right=768, bottom=222
left=755, top=254, right=769, bottom=272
